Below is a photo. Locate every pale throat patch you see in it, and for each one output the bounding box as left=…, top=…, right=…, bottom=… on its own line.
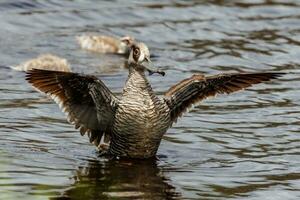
left=138, top=53, right=145, bottom=63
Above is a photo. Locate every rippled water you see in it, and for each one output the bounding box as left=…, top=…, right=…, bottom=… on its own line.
left=0, top=0, right=299, bottom=199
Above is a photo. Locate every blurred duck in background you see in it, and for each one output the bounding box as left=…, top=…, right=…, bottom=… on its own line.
left=11, top=54, right=71, bottom=72
left=76, top=35, right=135, bottom=56
left=11, top=35, right=134, bottom=72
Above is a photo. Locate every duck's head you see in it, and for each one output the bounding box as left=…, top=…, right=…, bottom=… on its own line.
left=127, top=42, right=165, bottom=76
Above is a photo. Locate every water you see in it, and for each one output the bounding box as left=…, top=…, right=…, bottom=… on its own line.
left=0, top=0, right=299, bottom=199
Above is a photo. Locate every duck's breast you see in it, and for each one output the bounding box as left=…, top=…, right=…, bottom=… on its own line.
left=110, top=93, right=170, bottom=158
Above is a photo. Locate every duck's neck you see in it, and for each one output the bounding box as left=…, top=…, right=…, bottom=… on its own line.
left=123, top=66, right=153, bottom=96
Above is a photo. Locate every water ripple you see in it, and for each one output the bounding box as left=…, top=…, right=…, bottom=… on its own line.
left=0, top=0, right=299, bottom=199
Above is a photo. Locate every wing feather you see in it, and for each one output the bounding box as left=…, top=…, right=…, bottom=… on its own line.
left=26, top=69, right=118, bottom=147
left=164, top=72, right=283, bottom=122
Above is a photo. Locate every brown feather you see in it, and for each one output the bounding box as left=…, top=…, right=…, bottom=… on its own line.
left=26, top=69, right=117, bottom=147
left=165, top=72, right=284, bottom=122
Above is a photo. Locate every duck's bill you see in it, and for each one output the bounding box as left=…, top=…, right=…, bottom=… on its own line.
left=142, top=60, right=165, bottom=76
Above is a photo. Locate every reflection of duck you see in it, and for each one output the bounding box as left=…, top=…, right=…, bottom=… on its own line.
left=12, top=54, right=71, bottom=72
left=26, top=41, right=283, bottom=159
left=52, top=159, right=179, bottom=200
left=76, top=35, right=134, bottom=55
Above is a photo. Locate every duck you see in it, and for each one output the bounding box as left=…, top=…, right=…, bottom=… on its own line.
left=12, top=54, right=71, bottom=72
left=26, top=42, right=283, bottom=159
left=76, top=35, right=134, bottom=55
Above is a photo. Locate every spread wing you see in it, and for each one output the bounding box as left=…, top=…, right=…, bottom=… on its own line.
left=164, top=72, right=283, bottom=122
left=26, top=69, right=118, bottom=147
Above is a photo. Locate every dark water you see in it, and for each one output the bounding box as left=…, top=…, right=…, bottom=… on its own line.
left=0, top=0, right=299, bottom=199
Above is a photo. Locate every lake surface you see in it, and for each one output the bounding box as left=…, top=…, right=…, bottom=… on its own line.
left=0, top=0, right=299, bottom=199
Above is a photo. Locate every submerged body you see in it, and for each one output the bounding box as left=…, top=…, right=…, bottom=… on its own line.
left=26, top=42, right=283, bottom=159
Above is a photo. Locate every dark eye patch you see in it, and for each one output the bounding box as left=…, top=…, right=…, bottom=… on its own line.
left=132, top=47, right=140, bottom=62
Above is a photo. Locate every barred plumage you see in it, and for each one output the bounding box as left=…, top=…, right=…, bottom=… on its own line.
left=110, top=67, right=170, bottom=158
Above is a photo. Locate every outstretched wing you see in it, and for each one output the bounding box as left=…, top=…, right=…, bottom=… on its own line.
left=26, top=69, right=118, bottom=147
left=164, top=72, right=283, bottom=122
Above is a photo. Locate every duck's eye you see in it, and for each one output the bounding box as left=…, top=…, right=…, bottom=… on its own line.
left=133, top=48, right=140, bottom=56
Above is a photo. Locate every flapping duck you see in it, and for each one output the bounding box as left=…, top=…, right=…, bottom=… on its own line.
left=26, top=42, right=283, bottom=159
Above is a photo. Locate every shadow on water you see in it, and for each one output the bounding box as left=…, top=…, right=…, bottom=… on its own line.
left=51, top=158, right=180, bottom=200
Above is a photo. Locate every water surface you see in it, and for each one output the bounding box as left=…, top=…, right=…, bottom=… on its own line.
left=0, top=0, right=299, bottom=199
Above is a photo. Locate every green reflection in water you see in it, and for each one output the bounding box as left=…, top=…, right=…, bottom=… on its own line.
left=51, top=158, right=180, bottom=200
